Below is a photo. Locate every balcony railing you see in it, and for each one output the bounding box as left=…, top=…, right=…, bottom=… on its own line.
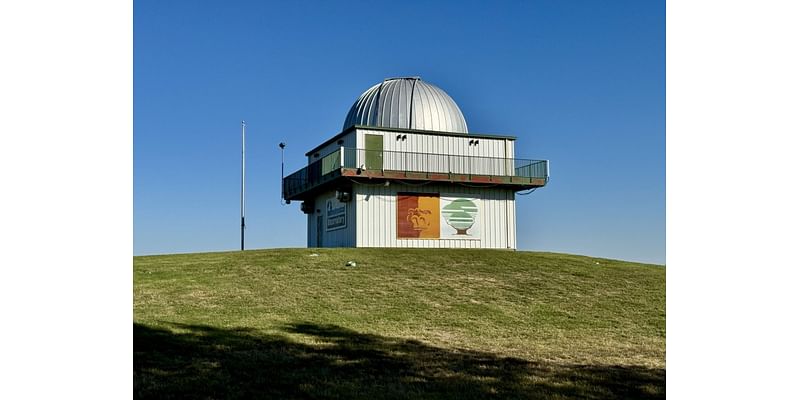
left=283, top=147, right=549, bottom=200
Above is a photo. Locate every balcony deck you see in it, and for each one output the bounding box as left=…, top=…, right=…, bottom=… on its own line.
left=283, top=148, right=549, bottom=201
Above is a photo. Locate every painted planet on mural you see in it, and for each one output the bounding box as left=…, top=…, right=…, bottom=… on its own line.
left=441, top=198, right=478, bottom=235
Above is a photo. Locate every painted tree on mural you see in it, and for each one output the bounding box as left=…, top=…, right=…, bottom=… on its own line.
left=441, top=199, right=479, bottom=235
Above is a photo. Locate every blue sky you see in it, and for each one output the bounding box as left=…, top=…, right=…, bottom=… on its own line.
left=134, top=0, right=665, bottom=264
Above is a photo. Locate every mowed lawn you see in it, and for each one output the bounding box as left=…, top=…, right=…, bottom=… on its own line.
left=134, top=248, right=665, bottom=399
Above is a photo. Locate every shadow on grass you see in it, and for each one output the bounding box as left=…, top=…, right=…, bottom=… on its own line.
left=134, top=322, right=664, bottom=399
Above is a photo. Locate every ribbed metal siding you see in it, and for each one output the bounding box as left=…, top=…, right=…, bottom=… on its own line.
left=357, top=129, right=514, bottom=173
left=354, top=183, right=516, bottom=249
left=356, top=129, right=514, bottom=175
left=307, top=213, right=314, bottom=247
left=307, top=190, right=357, bottom=247
left=343, top=78, right=468, bottom=134
left=308, top=131, right=356, bottom=164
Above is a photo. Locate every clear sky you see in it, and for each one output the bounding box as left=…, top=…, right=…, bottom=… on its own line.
left=134, top=0, right=665, bottom=264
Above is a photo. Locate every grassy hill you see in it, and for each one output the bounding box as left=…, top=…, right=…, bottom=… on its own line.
left=134, top=248, right=665, bottom=399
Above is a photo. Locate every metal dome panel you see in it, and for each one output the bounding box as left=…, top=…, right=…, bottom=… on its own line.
left=343, top=77, right=468, bottom=133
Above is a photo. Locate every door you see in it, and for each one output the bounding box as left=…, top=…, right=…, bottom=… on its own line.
left=364, top=134, right=383, bottom=170
left=316, top=215, right=323, bottom=247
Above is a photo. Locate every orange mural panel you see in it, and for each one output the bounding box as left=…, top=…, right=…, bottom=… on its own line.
left=397, top=193, right=440, bottom=239
left=416, top=196, right=440, bottom=238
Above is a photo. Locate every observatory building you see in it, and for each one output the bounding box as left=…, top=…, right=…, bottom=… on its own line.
left=282, top=77, right=548, bottom=249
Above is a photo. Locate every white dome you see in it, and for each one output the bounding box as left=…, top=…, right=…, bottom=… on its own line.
left=343, top=77, right=468, bottom=133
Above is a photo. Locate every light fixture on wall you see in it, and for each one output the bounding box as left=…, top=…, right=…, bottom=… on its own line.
left=336, top=190, right=352, bottom=202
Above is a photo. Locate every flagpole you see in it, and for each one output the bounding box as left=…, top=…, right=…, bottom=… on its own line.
left=241, top=120, right=246, bottom=251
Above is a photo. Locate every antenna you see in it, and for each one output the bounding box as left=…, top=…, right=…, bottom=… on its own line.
left=279, top=142, right=286, bottom=205
left=241, top=121, right=246, bottom=251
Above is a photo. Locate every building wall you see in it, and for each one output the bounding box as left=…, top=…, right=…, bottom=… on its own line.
left=354, top=182, right=516, bottom=249
left=354, top=128, right=516, bottom=175
left=302, top=129, right=522, bottom=249
left=306, top=189, right=357, bottom=248
left=355, top=128, right=514, bottom=158
left=307, top=131, right=356, bottom=163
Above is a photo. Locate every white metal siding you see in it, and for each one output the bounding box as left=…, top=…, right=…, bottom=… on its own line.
left=506, top=139, right=515, bottom=159
left=355, top=128, right=515, bottom=175
left=354, top=183, right=516, bottom=249
left=508, top=191, right=517, bottom=249
left=357, top=128, right=508, bottom=158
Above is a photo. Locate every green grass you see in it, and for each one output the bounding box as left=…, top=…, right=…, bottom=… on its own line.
left=134, top=248, right=665, bottom=399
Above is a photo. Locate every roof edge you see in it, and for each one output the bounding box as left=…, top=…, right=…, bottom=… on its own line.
left=305, top=125, right=516, bottom=156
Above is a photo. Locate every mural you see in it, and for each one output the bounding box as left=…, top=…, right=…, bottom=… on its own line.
left=440, top=196, right=480, bottom=239
left=397, top=193, right=481, bottom=240
left=397, top=193, right=440, bottom=238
